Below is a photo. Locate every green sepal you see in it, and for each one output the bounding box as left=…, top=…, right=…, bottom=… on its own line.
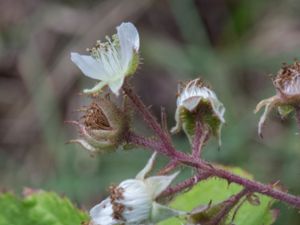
left=126, top=52, right=139, bottom=76
left=188, top=202, right=228, bottom=225
left=277, top=104, right=294, bottom=118
left=180, top=100, right=223, bottom=145
left=151, top=202, right=186, bottom=223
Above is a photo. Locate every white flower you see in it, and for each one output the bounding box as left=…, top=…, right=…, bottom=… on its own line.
left=90, top=153, right=183, bottom=225
left=71, top=22, right=140, bottom=95
left=255, top=61, right=300, bottom=137
left=171, top=79, right=225, bottom=146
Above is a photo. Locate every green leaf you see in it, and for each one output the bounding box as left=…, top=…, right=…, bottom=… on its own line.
left=0, top=191, right=89, bottom=225
left=159, top=166, right=276, bottom=225
left=0, top=193, right=34, bottom=225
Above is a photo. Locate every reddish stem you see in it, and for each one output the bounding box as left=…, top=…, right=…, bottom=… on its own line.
left=160, top=172, right=211, bottom=198
left=123, top=82, right=176, bottom=155
left=192, top=121, right=208, bottom=158
left=208, top=189, right=249, bottom=225
left=157, top=160, right=179, bottom=175
left=192, top=120, right=202, bottom=157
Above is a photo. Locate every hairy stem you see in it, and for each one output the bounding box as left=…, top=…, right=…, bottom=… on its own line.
left=192, top=120, right=202, bottom=157
left=123, top=82, right=175, bottom=155
left=192, top=120, right=208, bottom=158
left=157, top=160, right=179, bottom=175
left=160, top=172, right=211, bottom=198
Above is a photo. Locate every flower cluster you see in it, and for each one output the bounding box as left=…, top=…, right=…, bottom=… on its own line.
left=68, top=21, right=297, bottom=225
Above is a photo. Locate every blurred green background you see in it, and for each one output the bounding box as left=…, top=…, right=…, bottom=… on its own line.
left=1, top=0, right=300, bottom=224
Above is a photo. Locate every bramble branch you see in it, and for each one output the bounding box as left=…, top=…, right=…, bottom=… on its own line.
left=124, top=85, right=300, bottom=209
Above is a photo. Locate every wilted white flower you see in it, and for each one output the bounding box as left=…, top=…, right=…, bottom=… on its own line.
left=66, top=97, right=129, bottom=154
left=71, top=22, right=140, bottom=95
left=90, top=153, right=183, bottom=225
left=255, top=61, right=300, bottom=137
left=171, top=78, right=225, bottom=146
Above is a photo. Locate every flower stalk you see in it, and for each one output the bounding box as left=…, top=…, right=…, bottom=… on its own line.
left=123, top=81, right=177, bottom=155
left=192, top=119, right=209, bottom=157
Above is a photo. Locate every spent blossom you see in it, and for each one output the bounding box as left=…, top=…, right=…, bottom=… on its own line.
left=71, top=22, right=140, bottom=95
left=90, top=153, right=183, bottom=225
left=66, top=96, right=129, bottom=154
left=171, top=78, right=225, bottom=146
left=255, top=60, right=300, bottom=137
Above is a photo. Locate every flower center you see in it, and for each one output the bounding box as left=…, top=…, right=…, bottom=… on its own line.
left=86, top=35, right=120, bottom=60
left=109, top=185, right=127, bottom=221
left=274, top=61, right=300, bottom=95
left=83, top=102, right=111, bottom=130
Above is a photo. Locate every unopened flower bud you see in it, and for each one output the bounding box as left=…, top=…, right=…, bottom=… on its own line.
left=255, top=60, right=300, bottom=137
left=171, top=78, right=225, bottom=146
left=90, top=153, right=184, bottom=225
left=67, top=96, right=129, bottom=154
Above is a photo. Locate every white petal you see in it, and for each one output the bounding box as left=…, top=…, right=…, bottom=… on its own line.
left=71, top=52, right=107, bottom=80
left=117, top=22, right=139, bottom=69
left=181, top=96, right=202, bottom=112
left=145, top=171, right=179, bottom=198
left=118, top=180, right=152, bottom=223
left=209, top=97, right=226, bottom=123
left=108, top=77, right=125, bottom=96
left=117, top=22, right=140, bottom=51
left=90, top=198, right=118, bottom=225
left=136, top=152, right=157, bottom=180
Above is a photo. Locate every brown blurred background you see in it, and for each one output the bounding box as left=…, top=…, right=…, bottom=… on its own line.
left=1, top=0, right=300, bottom=224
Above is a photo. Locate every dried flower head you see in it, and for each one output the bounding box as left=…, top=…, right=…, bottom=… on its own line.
left=90, top=153, right=184, bottom=225
left=71, top=22, right=140, bottom=95
left=171, top=78, right=225, bottom=146
left=67, top=96, right=129, bottom=154
left=255, top=60, right=300, bottom=137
